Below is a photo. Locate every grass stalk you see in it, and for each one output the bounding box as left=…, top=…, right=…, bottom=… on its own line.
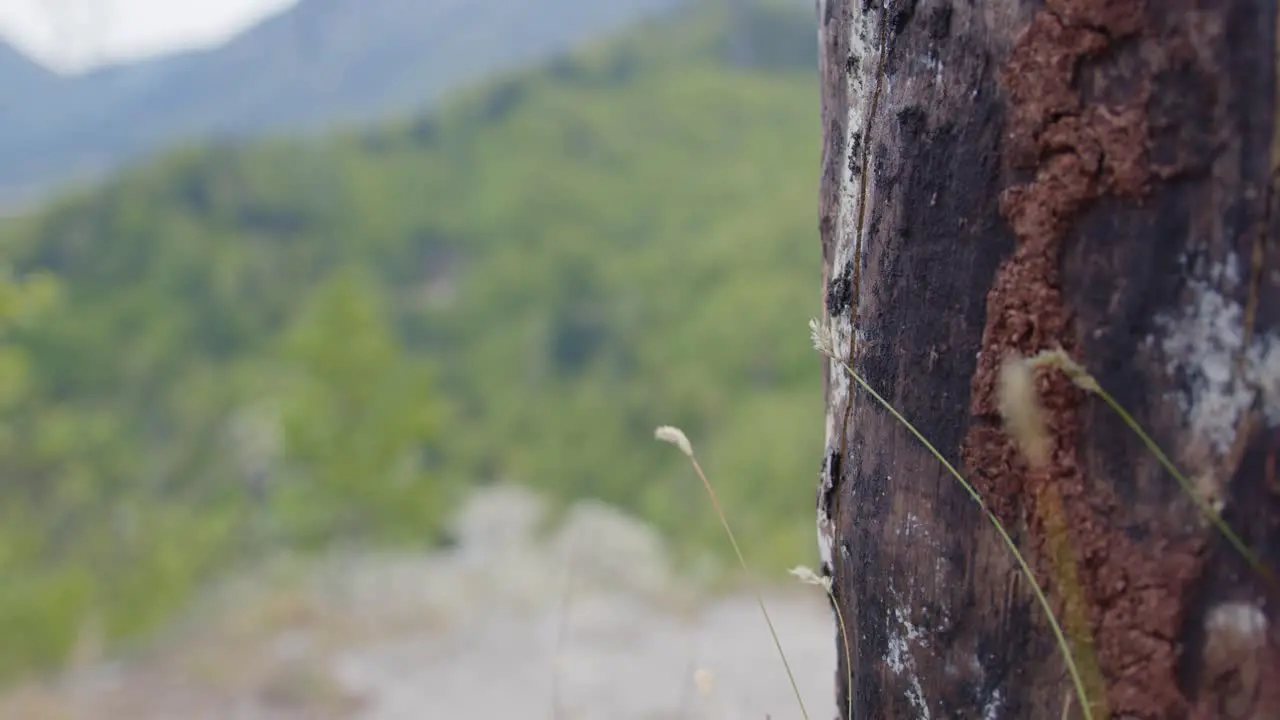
left=654, top=425, right=810, bottom=720
left=1027, top=348, right=1279, bottom=592
left=790, top=565, right=853, bottom=720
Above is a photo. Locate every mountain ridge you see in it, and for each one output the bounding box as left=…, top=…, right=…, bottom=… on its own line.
left=0, top=0, right=685, bottom=202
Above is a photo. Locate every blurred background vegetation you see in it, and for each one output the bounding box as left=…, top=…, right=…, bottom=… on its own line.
left=0, top=0, right=822, bottom=683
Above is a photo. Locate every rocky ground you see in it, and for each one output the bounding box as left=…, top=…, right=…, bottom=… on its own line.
left=0, top=486, right=837, bottom=719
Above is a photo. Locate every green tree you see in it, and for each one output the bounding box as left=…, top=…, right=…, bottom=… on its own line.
left=271, top=268, right=446, bottom=546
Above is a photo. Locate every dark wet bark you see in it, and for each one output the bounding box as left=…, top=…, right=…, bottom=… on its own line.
left=815, top=1, right=1280, bottom=717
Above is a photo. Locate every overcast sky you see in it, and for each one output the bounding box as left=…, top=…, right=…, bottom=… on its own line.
left=0, top=0, right=296, bottom=70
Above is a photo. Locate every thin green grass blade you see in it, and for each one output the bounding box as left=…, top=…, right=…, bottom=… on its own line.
left=1093, top=384, right=1277, bottom=591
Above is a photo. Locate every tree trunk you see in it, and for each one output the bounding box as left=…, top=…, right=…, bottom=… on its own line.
left=815, top=1, right=1280, bottom=718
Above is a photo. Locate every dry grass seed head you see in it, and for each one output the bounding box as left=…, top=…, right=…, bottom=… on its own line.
left=654, top=425, right=693, bottom=457
left=998, top=354, right=1052, bottom=469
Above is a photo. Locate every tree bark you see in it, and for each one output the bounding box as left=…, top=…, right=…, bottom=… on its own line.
left=815, top=1, right=1280, bottom=718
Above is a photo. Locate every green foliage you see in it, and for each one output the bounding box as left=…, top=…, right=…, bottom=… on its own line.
left=270, top=269, right=448, bottom=546
left=0, top=1, right=821, bottom=682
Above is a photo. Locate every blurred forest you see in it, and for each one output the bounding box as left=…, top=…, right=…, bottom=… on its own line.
left=0, top=0, right=822, bottom=681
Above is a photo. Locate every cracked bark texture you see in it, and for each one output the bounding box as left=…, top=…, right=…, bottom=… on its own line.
left=816, top=1, right=1280, bottom=718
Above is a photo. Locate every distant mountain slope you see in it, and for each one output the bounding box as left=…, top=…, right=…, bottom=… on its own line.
left=0, top=40, right=55, bottom=96
left=0, top=0, right=819, bottom=681
left=0, top=0, right=684, bottom=199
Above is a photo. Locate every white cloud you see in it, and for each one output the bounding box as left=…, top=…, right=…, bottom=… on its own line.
left=0, top=0, right=297, bottom=70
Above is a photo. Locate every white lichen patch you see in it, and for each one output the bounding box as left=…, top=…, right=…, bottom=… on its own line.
left=815, top=314, right=850, bottom=575
left=982, top=688, right=1003, bottom=720
left=817, top=0, right=882, bottom=617
left=1155, top=274, right=1250, bottom=454
left=817, top=507, right=835, bottom=570
left=887, top=601, right=931, bottom=719
left=900, top=512, right=925, bottom=539
left=1245, top=332, right=1280, bottom=427
left=834, top=10, right=880, bottom=260
left=924, top=54, right=945, bottom=87
left=1152, top=254, right=1280, bottom=458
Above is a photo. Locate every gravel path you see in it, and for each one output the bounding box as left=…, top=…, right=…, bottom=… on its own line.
left=0, top=486, right=837, bottom=719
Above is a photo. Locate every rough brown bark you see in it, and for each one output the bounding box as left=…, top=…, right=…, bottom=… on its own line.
left=815, top=1, right=1280, bottom=718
